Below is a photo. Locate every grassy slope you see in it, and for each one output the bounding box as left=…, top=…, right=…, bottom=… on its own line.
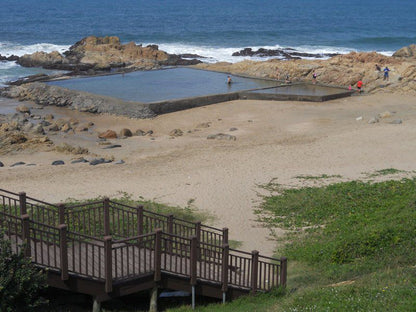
left=168, top=177, right=416, bottom=311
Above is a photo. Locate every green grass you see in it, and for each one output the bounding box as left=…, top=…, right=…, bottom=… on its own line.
left=293, top=174, right=342, bottom=180
left=169, top=178, right=416, bottom=311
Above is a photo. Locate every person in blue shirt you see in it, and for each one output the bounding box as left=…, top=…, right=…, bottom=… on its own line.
left=383, top=67, right=390, bottom=81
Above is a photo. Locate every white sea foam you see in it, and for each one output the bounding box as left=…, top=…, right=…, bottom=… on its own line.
left=143, top=42, right=394, bottom=63
left=0, top=42, right=70, bottom=57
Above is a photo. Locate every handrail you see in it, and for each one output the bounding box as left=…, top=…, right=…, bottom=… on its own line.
left=0, top=189, right=286, bottom=296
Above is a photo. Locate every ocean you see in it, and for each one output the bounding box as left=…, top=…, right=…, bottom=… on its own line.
left=1, top=0, right=416, bottom=86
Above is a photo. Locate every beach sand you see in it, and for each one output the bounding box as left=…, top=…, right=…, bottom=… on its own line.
left=1, top=93, right=416, bottom=256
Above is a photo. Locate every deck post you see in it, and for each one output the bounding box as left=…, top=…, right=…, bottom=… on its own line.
left=58, top=224, right=69, bottom=280
left=149, top=286, right=158, bottom=312
left=104, top=235, right=113, bottom=293
left=280, top=256, right=288, bottom=287
left=103, top=197, right=110, bottom=236
left=190, top=235, right=198, bottom=309
left=21, top=214, right=31, bottom=257
left=58, top=203, right=66, bottom=225
left=190, top=236, right=198, bottom=286
left=222, top=227, right=229, bottom=245
left=167, top=214, right=174, bottom=253
left=221, top=243, right=229, bottom=303
left=19, top=192, right=27, bottom=215
left=195, top=222, right=201, bottom=260
left=195, top=221, right=201, bottom=241
left=137, top=205, right=144, bottom=236
left=92, top=298, right=101, bottom=312
left=250, top=250, right=259, bottom=294
left=154, top=229, right=162, bottom=282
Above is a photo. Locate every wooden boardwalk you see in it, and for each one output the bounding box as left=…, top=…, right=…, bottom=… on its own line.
left=0, top=189, right=287, bottom=307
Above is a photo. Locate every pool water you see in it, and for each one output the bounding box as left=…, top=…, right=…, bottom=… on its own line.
left=47, top=67, right=278, bottom=103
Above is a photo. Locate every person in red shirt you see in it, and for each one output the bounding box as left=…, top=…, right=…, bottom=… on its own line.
left=357, top=80, right=363, bottom=93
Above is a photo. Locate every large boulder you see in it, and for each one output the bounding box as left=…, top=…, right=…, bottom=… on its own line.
left=17, top=51, right=67, bottom=67
left=393, top=44, right=416, bottom=58
left=64, top=36, right=170, bottom=70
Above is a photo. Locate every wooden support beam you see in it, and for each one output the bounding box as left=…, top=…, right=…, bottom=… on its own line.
left=58, top=224, right=69, bottom=281
left=280, top=256, right=288, bottom=287
left=19, top=192, right=27, bottom=215
left=250, top=250, right=259, bottom=294
left=104, top=235, right=113, bottom=293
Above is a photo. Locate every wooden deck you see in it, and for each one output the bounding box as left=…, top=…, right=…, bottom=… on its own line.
left=0, top=189, right=287, bottom=305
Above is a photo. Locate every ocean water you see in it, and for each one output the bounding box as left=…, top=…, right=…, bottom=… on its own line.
left=1, top=0, right=415, bottom=86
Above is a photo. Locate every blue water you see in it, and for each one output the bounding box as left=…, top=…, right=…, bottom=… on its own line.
left=1, top=0, right=416, bottom=86
left=47, top=68, right=279, bottom=102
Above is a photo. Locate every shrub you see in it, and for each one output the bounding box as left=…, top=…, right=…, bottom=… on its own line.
left=0, top=235, right=47, bottom=311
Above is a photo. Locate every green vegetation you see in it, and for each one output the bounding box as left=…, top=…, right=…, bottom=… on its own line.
left=365, top=168, right=405, bottom=177
left=169, top=177, right=416, bottom=311
left=0, top=234, right=47, bottom=311
left=293, top=174, right=342, bottom=180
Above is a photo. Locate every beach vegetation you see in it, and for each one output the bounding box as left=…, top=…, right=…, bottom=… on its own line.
left=0, top=233, right=47, bottom=311
left=168, top=178, right=416, bottom=311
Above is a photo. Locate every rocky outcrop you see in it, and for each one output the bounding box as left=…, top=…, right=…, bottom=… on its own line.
left=1, top=82, right=156, bottom=119
left=232, top=47, right=338, bottom=60
left=393, top=44, right=416, bottom=58
left=194, top=50, right=416, bottom=94
left=14, top=36, right=201, bottom=75
left=18, top=51, right=67, bottom=68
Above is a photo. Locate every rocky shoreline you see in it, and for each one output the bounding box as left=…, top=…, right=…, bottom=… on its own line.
left=1, top=37, right=416, bottom=122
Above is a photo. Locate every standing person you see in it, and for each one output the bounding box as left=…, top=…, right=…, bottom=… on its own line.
left=227, top=75, right=232, bottom=84
left=357, top=80, right=363, bottom=93
left=375, top=64, right=381, bottom=72
left=312, top=71, right=317, bottom=84
left=383, top=66, right=390, bottom=81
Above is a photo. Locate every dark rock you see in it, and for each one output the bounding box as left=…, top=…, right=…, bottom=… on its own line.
left=232, top=47, right=339, bottom=60
left=119, top=128, right=133, bottom=137
left=52, top=160, right=65, bottom=165
left=102, top=144, right=122, bottom=149
left=114, top=160, right=125, bottom=165
left=0, top=54, right=19, bottom=61
left=207, top=133, right=237, bottom=141
left=11, top=161, right=25, bottom=167
left=0, top=161, right=4, bottom=167
left=229, top=127, right=238, bottom=131
left=89, top=158, right=112, bottom=166
left=71, top=158, right=89, bottom=164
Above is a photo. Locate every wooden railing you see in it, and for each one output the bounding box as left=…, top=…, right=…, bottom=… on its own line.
left=0, top=189, right=287, bottom=296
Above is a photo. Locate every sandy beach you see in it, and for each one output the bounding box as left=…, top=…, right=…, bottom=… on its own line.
left=1, top=92, right=416, bottom=256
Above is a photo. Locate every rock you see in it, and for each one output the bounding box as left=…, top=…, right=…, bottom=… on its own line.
left=207, top=133, right=237, bottom=141
left=356, top=116, right=363, bottom=121
left=0, top=161, right=4, bottom=167
left=196, top=122, right=211, bottom=128
left=98, top=130, right=117, bottom=139
left=368, top=117, right=379, bottom=124
left=229, top=127, right=238, bottom=131
left=89, top=158, right=113, bottom=166
left=11, top=161, right=25, bottom=167
left=61, top=123, right=72, bottom=132
left=71, top=158, right=89, bottom=164
left=119, top=128, right=133, bottom=137
left=9, top=133, right=27, bottom=144
left=393, top=44, right=416, bottom=58
left=23, top=122, right=34, bottom=132
left=16, top=105, right=31, bottom=114
left=40, top=120, right=51, bottom=127
left=378, top=111, right=392, bottom=118
left=48, top=123, right=60, bottom=132
left=390, top=119, right=403, bottom=124
left=17, top=51, right=66, bottom=68
left=135, top=129, right=146, bottom=136
left=32, top=115, right=42, bottom=120
left=114, top=160, right=125, bottom=165
left=31, top=124, right=45, bottom=135
left=52, top=160, right=65, bottom=166
left=146, top=130, right=154, bottom=136
left=102, top=144, right=122, bottom=149
left=44, top=114, right=54, bottom=121
left=169, top=129, right=183, bottom=136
